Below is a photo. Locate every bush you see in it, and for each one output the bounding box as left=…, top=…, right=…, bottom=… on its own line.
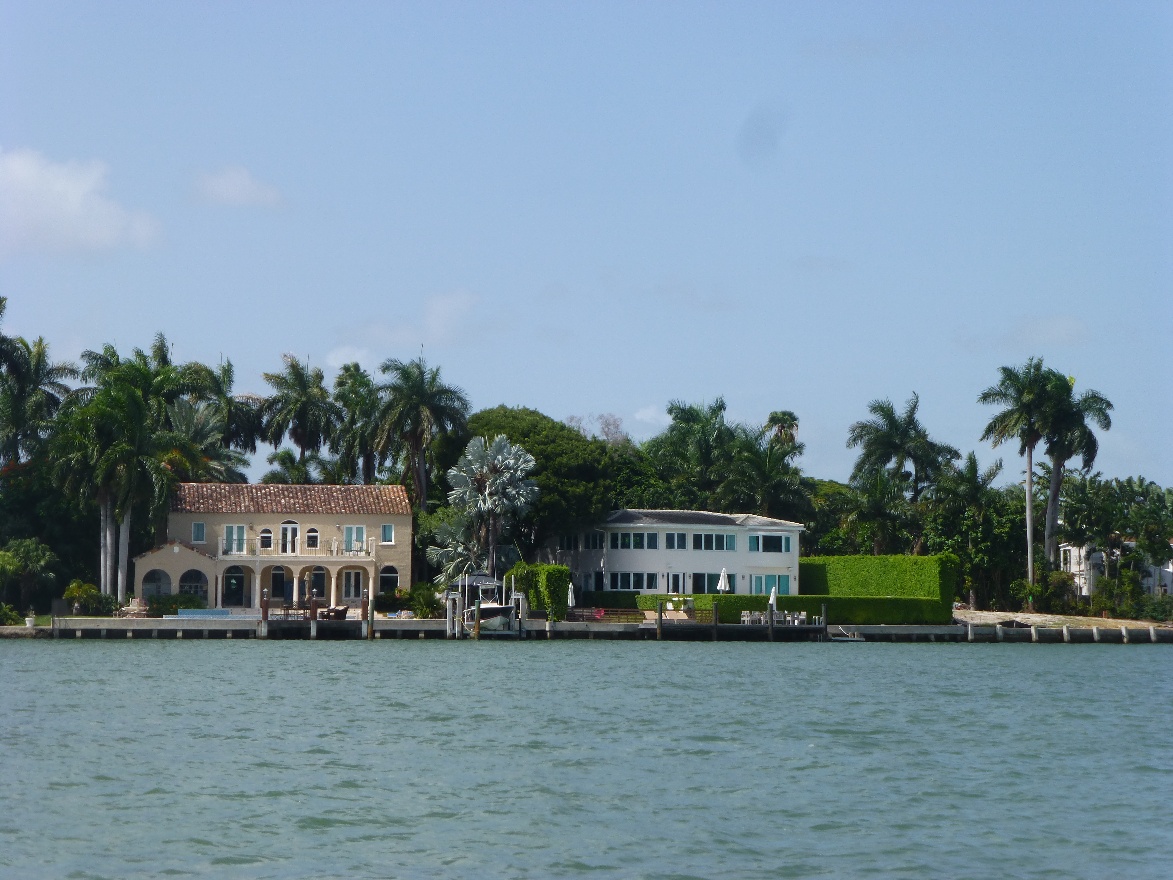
left=0, top=602, right=23, bottom=626
left=629, top=593, right=953, bottom=625
left=578, top=590, right=640, bottom=609
left=1138, top=594, right=1173, bottom=623
left=1090, top=572, right=1145, bottom=619
left=62, top=580, right=119, bottom=616
left=410, top=583, right=444, bottom=619
left=799, top=554, right=958, bottom=603
left=147, top=593, right=207, bottom=616
left=504, top=562, right=571, bottom=621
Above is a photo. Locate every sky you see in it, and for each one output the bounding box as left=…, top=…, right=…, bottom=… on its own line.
left=1, top=1, right=1170, bottom=486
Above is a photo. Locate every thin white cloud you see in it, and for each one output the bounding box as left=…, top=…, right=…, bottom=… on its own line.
left=634, top=405, right=671, bottom=426
left=0, top=147, right=158, bottom=257
left=325, top=345, right=372, bottom=370
left=336, top=291, right=481, bottom=365
left=954, top=315, right=1089, bottom=353
left=196, top=165, right=281, bottom=206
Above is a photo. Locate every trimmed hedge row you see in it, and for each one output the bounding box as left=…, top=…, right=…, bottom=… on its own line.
left=616, top=593, right=951, bottom=625
left=505, top=562, right=571, bottom=621
left=800, top=554, right=959, bottom=603
left=147, top=593, right=206, bottom=616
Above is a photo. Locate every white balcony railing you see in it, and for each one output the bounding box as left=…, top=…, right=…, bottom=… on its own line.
left=218, top=537, right=376, bottom=558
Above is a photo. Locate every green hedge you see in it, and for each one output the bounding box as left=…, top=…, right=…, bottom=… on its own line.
left=505, top=563, right=571, bottom=621
left=579, top=590, right=640, bottom=609
left=626, top=593, right=951, bottom=625
left=147, top=593, right=207, bottom=616
left=799, top=554, right=958, bottom=603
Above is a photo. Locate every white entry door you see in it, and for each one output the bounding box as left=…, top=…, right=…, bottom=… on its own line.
left=280, top=523, right=299, bottom=554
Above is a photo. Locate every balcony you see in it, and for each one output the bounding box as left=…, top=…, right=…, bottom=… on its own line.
left=218, top=537, right=376, bottom=559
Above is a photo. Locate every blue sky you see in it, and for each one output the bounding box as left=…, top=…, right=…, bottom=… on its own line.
left=1, top=1, right=1170, bottom=485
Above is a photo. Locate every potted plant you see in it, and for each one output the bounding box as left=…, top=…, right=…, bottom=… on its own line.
left=25, top=607, right=35, bottom=628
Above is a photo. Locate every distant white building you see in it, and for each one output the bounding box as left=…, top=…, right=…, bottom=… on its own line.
left=548, top=509, right=804, bottom=596
left=1059, top=541, right=1173, bottom=597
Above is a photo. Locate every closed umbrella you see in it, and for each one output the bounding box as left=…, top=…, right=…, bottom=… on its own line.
left=768, top=584, right=778, bottom=612
left=567, top=582, right=576, bottom=608
left=717, top=568, right=730, bottom=593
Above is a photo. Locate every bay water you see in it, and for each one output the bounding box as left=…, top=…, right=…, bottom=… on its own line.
left=1, top=640, right=1170, bottom=879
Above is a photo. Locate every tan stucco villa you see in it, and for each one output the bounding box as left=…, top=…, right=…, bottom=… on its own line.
left=133, top=483, right=412, bottom=610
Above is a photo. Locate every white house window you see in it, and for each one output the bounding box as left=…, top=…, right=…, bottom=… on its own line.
left=379, top=565, right=399, bottom=593
left=762, top=535, right=784, bottom=553
left=381, top=524, right=395, bottom=544
left=666, top=532, right=687, bottom=550
left=584, top=532, right=604, bottom=550
left=693, top=533, right=737, bottom=551
left=645, top=572, right=658, bottom=590
left=610, top=532, right=619, bottom=550
left=305, top=528, right=319, bottom=549
left=632, top=533, right=644, bottom=550
left=259, top=528, right=273, bottom=550
left=749, top=536, right=760, bottom=552
left=191, top=522, right=205, bottom=544
left=646, top=533, right=658, bottom=550
left=620, top=533, right=631, bottom=549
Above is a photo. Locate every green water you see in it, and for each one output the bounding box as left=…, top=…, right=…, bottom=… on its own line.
left=1, top=640, right=1170, bottom=879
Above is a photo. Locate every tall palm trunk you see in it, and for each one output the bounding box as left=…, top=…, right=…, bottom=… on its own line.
left=116, top=507, right=131, bottom=605
left=1025, top=445, right=1035, bottom=585
left=362, top=449, right=375, bottom=484
left=1044, top=454, right=1064, bottom=568
left=99, top=495, right=108, bottom=595
left=104, top=495, right=117, bottom=596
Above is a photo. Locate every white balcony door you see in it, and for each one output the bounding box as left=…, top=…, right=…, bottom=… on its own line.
left=344, top=525, right=365, bottom=553
left=280, top=523, right=299, bottom=555
left=224, top=525, right=245, bottom=555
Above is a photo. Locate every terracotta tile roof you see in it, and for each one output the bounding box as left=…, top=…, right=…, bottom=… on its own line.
left=172, top=483, right=411, bottom=516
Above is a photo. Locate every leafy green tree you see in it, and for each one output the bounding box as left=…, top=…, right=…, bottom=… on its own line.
left=166, top=400, right=249, bottom=484
left=444, top=435, right=539, bottom=579
left=261, top=448, right=315, bottom=484
left=717, top=425, right=809, bottom=521
left=925, top=452, right=1003, bottom=607
left=376, top=357, right=469, bottom=511
left=260, top=354, right=340, bottom=464
left=844, top=471, right=912, bottom=555
left=207, top=359, right=264, bottom=453
left=846, top=393, right=959, bottom=503
left=642, top=398, right=737, bottom=508
left=0, top=537, right=58, bottom=613
left=979, top=357, right=1055, bottom=585
left=467, top=406, right=611, bottom=551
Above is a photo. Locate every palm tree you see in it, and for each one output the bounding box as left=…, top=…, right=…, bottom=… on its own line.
left=643, top=398, right=737, bottom=508
left=1, top=537, right=57, bottom=613
left=260, top=354, right=340, bottom=465
left=0, top=336, right=78, bottom=465
left=718, top=426, right=809, bottom=521
left=376, top=357, right=470, bottom=511
left=932, top=452, right=1003, bottom=608
left=0, top=296, right=24, bottom=377
left=166, top=399, right=249, bottom=484
left=978, top=357, right=1054, bottom=585
left=332, top=362, right=383, bottom=483
left=261, top=448, right=315, bottom=484
left=444, top=435, right=539, bottom=579
left=844, top=471, right=911, bottom=555
left=1040, top=372, right=1112, bottom=567
left=208, top=359, right=264, bottom=453
left=847, top=393, right=959, bottom=503
left=765, top=410, right=799, bottom=447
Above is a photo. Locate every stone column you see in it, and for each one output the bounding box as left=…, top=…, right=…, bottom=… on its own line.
left=329, top=569, right=339, bottom=607
left=251, top=570, right=260, bottom=609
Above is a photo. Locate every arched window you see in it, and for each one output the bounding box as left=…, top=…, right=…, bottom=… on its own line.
left=141, top=569, right=172, bottom=599
left=223, top=565, right=246, bottom=606
left=259, top=528, right=273, bottom=550
left=178, top=569, right=208, bottom=600
left=306, top=528, right=319, bottom=550
left=379, top=565, right=399, bottom=594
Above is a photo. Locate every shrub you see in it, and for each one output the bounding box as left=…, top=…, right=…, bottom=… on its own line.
left=578, top=590, right=640, bottom=609
left=62, top=580, right=119, bottom=616
left=410, top=583, right=444, bottom=618
left=504, top=562, right=571, bottom=621
left=799, top=554, right=958, bottom=603
left=147, top=593, right=207, bottom=616
left=0, top=602, right=22, bottom=626
left=1138, top=594, right=1173, bottom=623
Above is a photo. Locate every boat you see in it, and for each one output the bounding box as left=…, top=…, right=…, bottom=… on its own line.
left=454, top=573, right=520, bottom=635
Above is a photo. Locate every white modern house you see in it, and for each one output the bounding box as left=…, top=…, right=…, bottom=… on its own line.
left=549, top=509, right=804, bottom=596
left=1059, top=541, right=1173, bottom=597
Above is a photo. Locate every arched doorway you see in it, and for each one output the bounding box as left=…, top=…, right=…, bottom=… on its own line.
left=223, top=565, right=246, bottom=606
left=270, top=566, right=290, bottom=604
left=310, top=566, right=327, bottom=600
left=179, top=569, right=209, bottom=603
left=141, top=569, right=172, bottom=599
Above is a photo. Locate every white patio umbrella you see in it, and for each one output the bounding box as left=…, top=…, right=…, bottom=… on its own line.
left=717, top=568, right=730, bottom=593
left=768, top=584, right=778, bottom=612
left=567, top=582, right=576, bottom=608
